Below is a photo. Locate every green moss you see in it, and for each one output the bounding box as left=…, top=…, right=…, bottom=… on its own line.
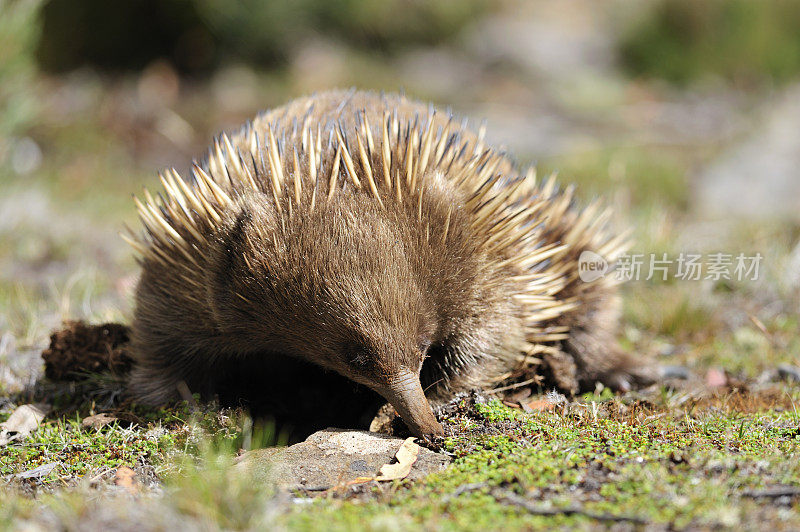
left=0, top=415, right=174, bottom=480
left=473, top=398, right=524, bottom=423
left=580, top=386, right=615, bottom=403
left=280, top=394, right=800, bottom=530
left=0, top=400, right=275, bottom=482
left=1, top=388, right=799, bottom=528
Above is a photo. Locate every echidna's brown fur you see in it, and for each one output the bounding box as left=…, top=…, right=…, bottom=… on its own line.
left=125, top=90, right=652, bottom=435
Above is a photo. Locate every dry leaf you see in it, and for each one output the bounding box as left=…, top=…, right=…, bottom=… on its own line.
left=82, top=413, right=118, bottom=430
left=114, top=466, right=138, bottom=494
left=524, top=399, right=556, bottom=412
left=345, top=476, right=377, bottom=486
left=375, top=437, right=419, bottom=481
left=0, top=404, right=49, bottom=446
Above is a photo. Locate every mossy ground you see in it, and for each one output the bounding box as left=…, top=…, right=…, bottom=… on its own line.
left=3, top=1, right=800, bottom=529
left=286, top=392, right=800, bottom=530
left=3, top=386, right=798, bottom=530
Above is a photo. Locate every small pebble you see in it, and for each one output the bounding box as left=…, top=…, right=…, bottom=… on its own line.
left=777, top=364, right=800, bottom=382
left=661, top=365, right=691, bottom=380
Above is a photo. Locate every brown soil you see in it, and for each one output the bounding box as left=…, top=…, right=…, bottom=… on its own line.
left=41, top=321, right=133, bottom=381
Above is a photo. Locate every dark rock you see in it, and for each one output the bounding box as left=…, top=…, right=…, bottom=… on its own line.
left=777, top=364, right=800, bottom=383
left=660, top=365, right=691, bottom=380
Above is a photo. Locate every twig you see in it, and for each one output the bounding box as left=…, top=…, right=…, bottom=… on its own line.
left=492, top=488, right=648, bottom=525
left=176, top=381, right=199, bottom=411
left=441, top=484, right=648, bottom=524
left=88, top=468, right=114, bottom=483
left=486, top=378, right=539, bottom=394
left=741, top=487, right=800, bottom=499
left=440, top=482, right=489, bottom=504
left=748, top=314, right=776, bottom=347
left=298, top=485, right=333, bottom=492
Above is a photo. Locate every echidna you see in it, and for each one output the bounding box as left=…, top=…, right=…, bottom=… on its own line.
left=124, top=89, right=651, bottom=437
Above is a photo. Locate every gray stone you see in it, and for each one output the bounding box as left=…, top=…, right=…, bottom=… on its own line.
left=465, top=3, right=615, bottom=80
left=660, top=365, right=692, bottom=380
left=234, top=428, right=451, bottom=491
left=695, top=84, right=800, bottom=220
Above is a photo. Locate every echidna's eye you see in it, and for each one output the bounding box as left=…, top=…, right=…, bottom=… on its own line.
left=418, top=340, right=431, bottom=356
left=343, top=343, right=372, bottom=369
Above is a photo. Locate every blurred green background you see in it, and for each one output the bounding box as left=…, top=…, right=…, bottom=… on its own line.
left=1, top=0, right=800, bottom=390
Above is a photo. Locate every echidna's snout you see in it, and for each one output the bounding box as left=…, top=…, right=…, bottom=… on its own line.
left=378, top=369, right=443, bottom=438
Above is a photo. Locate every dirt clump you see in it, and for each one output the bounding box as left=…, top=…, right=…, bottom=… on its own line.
left=41, top=321, right=133, bottom=381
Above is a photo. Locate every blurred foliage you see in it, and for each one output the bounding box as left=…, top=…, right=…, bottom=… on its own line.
left=37, top=0, right=211, bottom=72
left=0, top=0, right=42, bottom=141
left=541, top=147, right=689, bottom=210
left=195, top=0, right=489, bottom=63
left=36, top=0, right=491, bottom=73
left=620, top=0, right=800, bottom=87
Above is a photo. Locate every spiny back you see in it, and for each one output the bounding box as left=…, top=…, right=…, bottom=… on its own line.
left=125, top=90, right=632, bottom=410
